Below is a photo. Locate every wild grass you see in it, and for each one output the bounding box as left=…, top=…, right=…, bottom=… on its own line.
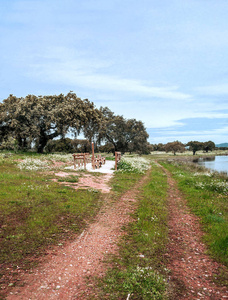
left=57, top=175, right=79, bottom=183
left=2, top=151, right=227, bottom=297
left=117, top=156, right=151, bottom=174
left=99, top=162, right=169, bottom=299
left=160, top=159, right=228, bottom=267
left=110, top=156, right=151, bottom=196
left=0, top=153, right=103, bottom=295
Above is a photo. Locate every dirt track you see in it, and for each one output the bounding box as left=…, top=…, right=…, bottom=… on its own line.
left=6, top=171, right=149, bottom=299
left=160, top=164, right=228, bottom=299
left=5, top=164, right=228, bottom=299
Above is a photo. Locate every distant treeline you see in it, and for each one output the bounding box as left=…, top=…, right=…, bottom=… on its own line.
left=150, top=140, right=217, bottom=155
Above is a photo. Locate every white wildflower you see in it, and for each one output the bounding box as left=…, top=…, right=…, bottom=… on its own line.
left=118, top=156, right=150, bottom=174
left=18, top=158, right=49, bottom=171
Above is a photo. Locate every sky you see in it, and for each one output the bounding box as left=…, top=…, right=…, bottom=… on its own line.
left=0, top=0, right=228, bottom=144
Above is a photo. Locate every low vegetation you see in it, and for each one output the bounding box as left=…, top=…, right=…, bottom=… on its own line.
left=99, top=160, right=169, bottom=299
left=0, top=152, right=102, bottom=295
left=0, top=151, right=227, bottom=298
left=160, top=159, right=228, bottom=267
left=117, top=156, right=151, bottom=174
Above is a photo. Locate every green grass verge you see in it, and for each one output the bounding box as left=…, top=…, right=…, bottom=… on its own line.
left=98, top=162, right=169, bottom=299
left=111, top=172, right=142, bottom=196
left=160, top=160, right=228, bottom=267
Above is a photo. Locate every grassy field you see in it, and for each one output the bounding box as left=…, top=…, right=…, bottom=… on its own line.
left=149, top=149, right=228, bottom=158
left=0, top=152, right=104, bottom=295
left=0, top=151, right=227, bottom=298
left=98, top=154, right=228, bottom=298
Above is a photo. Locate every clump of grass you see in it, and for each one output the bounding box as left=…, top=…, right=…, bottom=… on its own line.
left=161, top=160, right=228, bottom=267
left=104, top=155, right=115, bottom=161
left=117, top=156, right=150, bottom=174
left=111, top=172, right=142, bottom=196
left=99, top=163, right=169, bottom=299
left=57, top=175, right=79, bottom=183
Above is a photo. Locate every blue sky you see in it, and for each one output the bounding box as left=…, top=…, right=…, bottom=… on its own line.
left=0, top=0, right=228, bottom=144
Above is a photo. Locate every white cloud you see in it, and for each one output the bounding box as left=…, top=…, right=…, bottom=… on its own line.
left=28, top=46, right=191, bottom=100
left=195, top=83, right=228, bottom=96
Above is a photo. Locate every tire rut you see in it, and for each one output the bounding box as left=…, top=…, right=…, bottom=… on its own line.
left=159, top=163, right=228, bottom=300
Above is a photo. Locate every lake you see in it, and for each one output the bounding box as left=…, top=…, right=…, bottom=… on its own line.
left=194, top=155, right=228, bottom=174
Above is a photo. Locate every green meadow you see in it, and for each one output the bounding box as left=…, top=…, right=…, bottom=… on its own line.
left=0, top=151, right=227, bottom=299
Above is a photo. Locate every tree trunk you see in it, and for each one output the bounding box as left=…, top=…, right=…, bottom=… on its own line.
left=37, top=136, right=48, bottom=153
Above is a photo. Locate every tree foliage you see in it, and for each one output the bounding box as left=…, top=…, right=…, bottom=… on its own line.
left=203, top=141, right=215, bottom=153
left=152, top=143, right=166, bottom=151
left=164, top=141, right=185, bottom=155
left=97, top=107, right=149, bottom=154
left=0, top=92, right=149, bottom=154
left=187, top=141, right=216, bottom=155
left=0, top=92, right=101, bottom=153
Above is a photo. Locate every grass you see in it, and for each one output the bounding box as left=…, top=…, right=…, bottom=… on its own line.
left=1, top=151, right=227, bottom=298
left=109, top=156, right=151, bottom=197
left=98, top=161, right=169, bottom=299
left=0, top=153, right=103, bottom=296
left=160, top=159, right=228, bottom=267
left=57, top=175, right=79, bottom=183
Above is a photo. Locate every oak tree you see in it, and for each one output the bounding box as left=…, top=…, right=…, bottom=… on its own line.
left=164, top=141, right=185, bottom=155
left=0, top=92, right=100, bottom=153
left=97, top=107, right=149, bottom=154
left=203, top=141, right=215, bottom=153
left=187, top=141, right=204, bottom=155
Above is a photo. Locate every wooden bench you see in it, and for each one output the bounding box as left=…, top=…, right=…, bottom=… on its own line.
left=72, top=153, right=90, bottom=170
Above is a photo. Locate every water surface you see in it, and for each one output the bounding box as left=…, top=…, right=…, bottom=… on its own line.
left=194, top=155, right=228, bottom=174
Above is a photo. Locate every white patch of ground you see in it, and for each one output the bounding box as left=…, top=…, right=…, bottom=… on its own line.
left=65, top=160, right=115, bottom=174
left=53, top=161, right=115, bottom=193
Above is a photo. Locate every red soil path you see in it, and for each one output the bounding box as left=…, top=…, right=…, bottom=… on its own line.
left=6, top=172, right=149, bottom=299
left=4, top=164, right=228, bottom=299
left=160, top=164, right=228, bottom=299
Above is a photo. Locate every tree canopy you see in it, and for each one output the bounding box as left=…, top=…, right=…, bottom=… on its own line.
left=186, top=141, right=215, bottom=155
left=164, top=141, right=185, bottom=155
left=0, top=92, right=101, bottom=153
left=0, top=92, right=149, bottom=154
left=203, top=141, right=215, bottom=153
left=97, top=107, right=150, bottom=154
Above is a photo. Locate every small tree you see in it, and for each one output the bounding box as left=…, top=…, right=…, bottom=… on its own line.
left=187, top=141, right=204, bottom=155
left=203, top=141, right=215, bottom=153
left=164, top=141, right=185, bottom=155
